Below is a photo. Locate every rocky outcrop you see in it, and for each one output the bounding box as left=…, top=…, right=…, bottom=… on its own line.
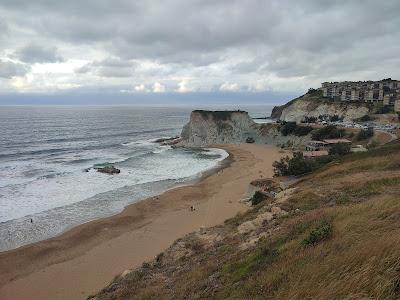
left=179, top=110, right=258, bottom=147
left=272, top=93, right=370, bottom=122
left=95, top=166, right=120, bottom=174
left=179, top=110, right=312, bottom=148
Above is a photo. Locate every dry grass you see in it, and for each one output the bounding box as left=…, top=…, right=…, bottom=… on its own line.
left=92, top=141, right=400, bottom=300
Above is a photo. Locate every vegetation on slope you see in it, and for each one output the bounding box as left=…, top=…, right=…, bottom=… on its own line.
left=278, top=121, right=313, bottom=137
left=193, top=110, right=248, bottom=121
left=273, top=152, right=334, bottom=176
left=271, top=89, right=333, bottom=119
left=91, top=141, right=400, bottom=300
left=311, top=125, right=345, bottom=140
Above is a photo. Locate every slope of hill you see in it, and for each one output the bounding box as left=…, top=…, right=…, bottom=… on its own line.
left=90, top=141, right=400, bottom=300
left=272, top=90, right=370, bottom=122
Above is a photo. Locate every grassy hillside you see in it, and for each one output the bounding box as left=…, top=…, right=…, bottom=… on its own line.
left=91, top=142, right=400, bottom=300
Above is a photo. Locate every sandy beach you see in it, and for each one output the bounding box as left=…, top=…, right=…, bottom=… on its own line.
left=0, top=144, right=285, bottom=300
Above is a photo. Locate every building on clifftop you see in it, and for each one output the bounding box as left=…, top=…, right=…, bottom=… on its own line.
left=320, top=79, right=400, bottom=111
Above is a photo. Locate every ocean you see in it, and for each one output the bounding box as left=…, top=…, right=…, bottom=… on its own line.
left=0, top=105, right=273, bottom=251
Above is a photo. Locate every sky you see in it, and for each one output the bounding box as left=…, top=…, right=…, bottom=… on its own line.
left=0, top=0, right=399, bottom=105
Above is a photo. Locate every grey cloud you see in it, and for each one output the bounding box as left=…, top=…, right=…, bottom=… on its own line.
left=0, top=60, right=29, bottom=78
left=15, top=44, right=63, bottom=63
left=75, top=57, right=136, bottom=78
left=0, top=0, right=399, bottom=93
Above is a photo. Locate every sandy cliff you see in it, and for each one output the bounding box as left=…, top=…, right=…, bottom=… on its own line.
left=272, top=92, right=370, bottom=122
left=179, top=110, right=257, bottom=147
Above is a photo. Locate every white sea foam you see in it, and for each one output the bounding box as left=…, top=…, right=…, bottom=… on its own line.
left=0, top=106, right=239, bottom=251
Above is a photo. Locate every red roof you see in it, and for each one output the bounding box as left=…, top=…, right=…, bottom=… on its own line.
left=323, top=139, right=351, bottom=144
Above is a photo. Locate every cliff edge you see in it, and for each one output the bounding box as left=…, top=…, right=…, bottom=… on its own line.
left=179, top=110, right=311, bottom=148
left=179, top=110, right=257, bottom=147
left=272, top=90, right=370, bottom=122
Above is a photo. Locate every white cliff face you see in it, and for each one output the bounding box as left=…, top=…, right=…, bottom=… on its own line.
left=180, top=111, right=257, bottom=147
left=179, top=110, right=312, bottom=148
left=256, top=125, right=311, bottom=148
left=279, top=98, right=369, bottom=122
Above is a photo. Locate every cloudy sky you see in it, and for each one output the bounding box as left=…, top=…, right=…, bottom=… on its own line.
left=0, top=0, right=399, bottom=104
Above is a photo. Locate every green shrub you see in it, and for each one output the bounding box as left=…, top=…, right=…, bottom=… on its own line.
left=357, top=127, right=374, bottom=140
left=375, top=105, right=393, bottom=114
left=279, top=121, right=313, bottom=136
left=251, top=191, right=267, bottom=206
left=294, top=125, right=313, bottom=136
left=273, top=152, right=335, bottom=177
left=193, top=110, right=246, bottom=121
left=358, top=115, right=371, bottom=122
left=311, top=125, right=345, bottom=140
left=307, top=88, right=323, bottom=97
left=329, top=143, right=351, bottom=156
left=303, top=116, right=318, bottom=123
left=302, top=219, right=333, bottom=246
left=273, top=152, right=315, bottom=176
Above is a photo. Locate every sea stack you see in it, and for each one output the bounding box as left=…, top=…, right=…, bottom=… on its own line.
left=179, top=110, right=257, bottom=147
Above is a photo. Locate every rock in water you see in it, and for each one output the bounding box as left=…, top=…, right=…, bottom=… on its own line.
left=96, top=166, right=120, bottom=174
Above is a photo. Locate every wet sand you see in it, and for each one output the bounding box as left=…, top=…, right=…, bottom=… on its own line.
left=0, top=144, right=286, bottom=300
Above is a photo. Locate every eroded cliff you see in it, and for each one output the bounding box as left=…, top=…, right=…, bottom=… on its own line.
left=179, top=110, right=311, bottom=148
left=179, top=110, right=257, bottom=147
left=272, top=91, right=370, bottom=122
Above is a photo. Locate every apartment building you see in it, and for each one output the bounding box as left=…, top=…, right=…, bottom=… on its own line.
left=320, top=79, right=400, bottom=111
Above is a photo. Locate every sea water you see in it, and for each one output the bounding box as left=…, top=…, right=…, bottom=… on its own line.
left=0, top=105, right=273, bottom=251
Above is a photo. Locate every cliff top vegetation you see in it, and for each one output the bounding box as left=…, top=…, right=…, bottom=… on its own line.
left=192, top=110, right=248, bottom=121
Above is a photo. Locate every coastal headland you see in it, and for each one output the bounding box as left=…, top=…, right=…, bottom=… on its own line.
left=0, top=144, right=286, bottom=300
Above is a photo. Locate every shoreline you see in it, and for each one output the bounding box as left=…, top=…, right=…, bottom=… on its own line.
left=0, top=144, right=286, bottom=300
left=0, top=147, right=231, bottom=253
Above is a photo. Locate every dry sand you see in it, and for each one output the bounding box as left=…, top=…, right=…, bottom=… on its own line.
left=0, top=144, right=286, bottom=300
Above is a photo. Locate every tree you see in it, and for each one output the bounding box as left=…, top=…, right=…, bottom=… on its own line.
left=273, top=152, right=315, bottom=176
left=329, top=143, right=351, bottom=156
left=311, top=125, right=345, bottom=140
left=279, top=121, right=313, bottom=136
left=357, top=127, right=374, bottom=140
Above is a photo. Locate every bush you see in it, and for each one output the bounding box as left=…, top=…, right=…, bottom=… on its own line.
left=330, top=115, right=340, bottom=122
left=294, top=125, right=313, bottom=136
left=375, top=105, right=393, bottom=114
left=358, top=115, right=371, bottom=122
left=251, top=191, right=267, bottom=206
left=329, top=143, right=351, bottom=156
left=302, top=219, right=333, bottom=246
left=279, top=121, right=297, bottom=136
left=357, top=127, right=374, bottom=140
left=273, top=152, right=314, bottom=176
left=279, top=121, right=313, bottom=136
left=311, top=125, right=345, bottom=140
left=303, top=116, right=318, bottom=123
left=307, top=88, right=322, bottom=96
left=273, top=152, right=334, bottom=177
